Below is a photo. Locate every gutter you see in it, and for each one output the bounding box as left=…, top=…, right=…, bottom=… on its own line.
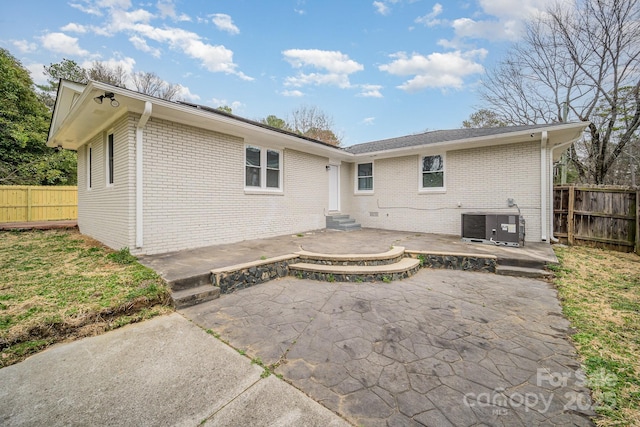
left=540, top=131, right=549, bottom=242
left=136, top=101, right=152, bottom=248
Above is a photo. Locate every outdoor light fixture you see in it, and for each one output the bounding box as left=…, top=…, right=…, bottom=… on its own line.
left=93, top=92, right=120, bottom=107
left=326, top=165, right=331, bottom=171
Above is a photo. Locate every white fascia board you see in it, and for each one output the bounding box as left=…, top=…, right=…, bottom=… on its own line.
left=82, top=81, right=353, bottom=161
left=350, top=122, right=590, bottom=160
left=47, top=80, right=88, bottom=144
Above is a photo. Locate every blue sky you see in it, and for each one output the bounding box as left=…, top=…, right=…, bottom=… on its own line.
left=1, top=0, right=561, bottom=146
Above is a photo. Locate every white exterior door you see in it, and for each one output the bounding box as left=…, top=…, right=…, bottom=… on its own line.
left=328, top=164, right=340, bottom=211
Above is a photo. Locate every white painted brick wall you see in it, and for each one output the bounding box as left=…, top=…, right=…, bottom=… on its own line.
left=139, top=117, right=328, bottom=254
left=345, top=141, right=542, bottom=241
left=77, top=113, right=545, bottom=254
left=77, top=115, right=135, bottom=250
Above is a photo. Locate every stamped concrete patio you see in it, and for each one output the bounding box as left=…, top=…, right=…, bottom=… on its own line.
left=181, top=268, right=595, bottom=426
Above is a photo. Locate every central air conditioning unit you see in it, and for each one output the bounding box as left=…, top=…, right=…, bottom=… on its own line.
left=461, top=213, right=525, bottom=247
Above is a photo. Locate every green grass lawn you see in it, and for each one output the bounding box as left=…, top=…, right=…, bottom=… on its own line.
left=0, top=229, right=172, bottom=368
left=552, top=246, right=640, bottom=426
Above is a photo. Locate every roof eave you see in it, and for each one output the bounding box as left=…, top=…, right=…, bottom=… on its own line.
left=350, top=122, right=590, bottom=159
left=48, top=80, right=353, bottom=159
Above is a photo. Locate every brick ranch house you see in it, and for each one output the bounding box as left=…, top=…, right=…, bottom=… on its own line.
left=47, top=80, right=588, bottom=255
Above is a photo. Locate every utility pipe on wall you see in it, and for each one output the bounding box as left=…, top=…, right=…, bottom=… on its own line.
left=540, top=130, right=549, bottom=242
left=136, top=101, right=152, bottom=248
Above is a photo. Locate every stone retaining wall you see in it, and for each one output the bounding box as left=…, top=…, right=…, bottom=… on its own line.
left=212, top=251, right=497, bottom=295
left=293, top=267, right=420, bottom=283
left=213, top=259, right=297, bottom=294
left=407, top=252, right=496, bottom=273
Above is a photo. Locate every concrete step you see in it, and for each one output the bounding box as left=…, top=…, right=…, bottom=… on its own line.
left=289, top=257, right=420, bottom=282
left=326, top=214, right=362, bottom=231
left=495, top=265, right=553, bottom=279
left=333, top=223, right=362, bottom=231
left=168, top=273, right=211, bottom=291
left=296, top=246, right=405, bottom=266
left=172, top=285, right=221, bottom=309
left=497, top=257, right=547, bottom=270
left=331, top=219, right=356, bottom=227
left=327, top=214, right=349, bottom=221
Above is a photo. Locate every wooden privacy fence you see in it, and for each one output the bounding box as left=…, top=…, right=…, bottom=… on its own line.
left=0, top=186, right=77, bottom=223
left=554, top=186, right=639, bottom=253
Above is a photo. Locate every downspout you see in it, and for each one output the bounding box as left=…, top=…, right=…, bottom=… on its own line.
left=549, top=143, right=563, bottom=243
left=135, top=101, right=152, bottom=248
left=540, top=131, right=549, bottom=242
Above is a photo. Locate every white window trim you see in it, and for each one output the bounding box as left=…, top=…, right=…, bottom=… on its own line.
left=86, top=144, right=93, bottom=191
left=355, top=161, right=374, bottom=194
left=105, top=132, right=114, bottom=187
left=418, top=153, right=446, bottom=193
left=244, top=144, right=283, bottom=193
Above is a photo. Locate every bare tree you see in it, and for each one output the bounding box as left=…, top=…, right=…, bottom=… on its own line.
left=132, top=71, right=181, bottom=101
left=461, top=109, right=507, bottom=128
left=289, top=105, right=341, bottom=146
left=480, top=0, right=640, bottom=184
left=87, top=61, right=128, bottom=87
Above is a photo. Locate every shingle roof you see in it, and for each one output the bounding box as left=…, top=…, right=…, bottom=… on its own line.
left=345, top=124, right=554, bottom=155
left=176, top=100, right=342, bottom=149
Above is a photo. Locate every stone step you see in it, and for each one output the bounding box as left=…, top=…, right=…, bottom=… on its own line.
left=168, top=273, right=211, bottom=291
left=497, top=257, right=548, bottom=270
left=495, top=265, right=553, bottom=279
left=326, top=214, right=362, bottom=231
left=289, top=257, right=420, bottom=282
left=172, top=285, right=221, bottom=309
left=332, top=222, right=362, bottom=231
left=296, top=246, right=405, bottom=266
left=330, top=218, right=355, bottom=225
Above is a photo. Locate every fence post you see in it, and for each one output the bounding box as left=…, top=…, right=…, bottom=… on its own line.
left=568, top=185, right=575, bottom=245
left=27, top=187, right=32, bottom=222
left=636, top=191, right=640, bottom=255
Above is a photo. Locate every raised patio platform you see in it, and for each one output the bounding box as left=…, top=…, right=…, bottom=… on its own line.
left=137, top=228, right=558, bottom=308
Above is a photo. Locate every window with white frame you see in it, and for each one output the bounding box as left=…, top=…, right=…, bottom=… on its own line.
left=106, top=133, right=114, bottom=185
left=245, top=145, right=281, bottom=190
left=356, top=162, right=373, bottom=192
left=420, top=154, right=444, bottom=190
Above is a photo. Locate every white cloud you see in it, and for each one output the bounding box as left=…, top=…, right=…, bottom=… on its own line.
left=415, top=3, right=443, bottom=27
left=40, top=32, right=90, bottom=56
left=434, top=0, right=566, bottom=44
left=211, top=98, right=243, bottom=111
left=26, top=63, right=47, bottom=85
left=129, top=35, right=161, bottom=57
left=357, top=84, right=383, bottom=98
left=69, top=2, right=103, bottom=16
left=210, top=13, right=240, bottom=35
left=70, top=0, right=132, bottom=15
left=59, top=1, right=252, bottom=81
left=176, top=85, right=200, bottom=101
left=12, top=39, right=37, bottom=53
left=283, top=49, right=363, bottom=89
left=109, top=8, right=155, bottom=31
left=282, top=90, right=304, bottom=97
left=361, top=117, right=376, bottom=125
left=126, top=24, right=253, bottom=80
left=373, top=1, right=390, bottom=15
left=478, top=0, right=560, bottom=20
left=283, top=49, right=363, bottom=74
left=156, top=0, right=190, bottom=21
left=373, top=0, right=403, bottom=15
left=61, top=23, right=88, bottom=33
left=379, top=49, right=486, bottom=92
left=451, top=17, right=520, bottom=41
